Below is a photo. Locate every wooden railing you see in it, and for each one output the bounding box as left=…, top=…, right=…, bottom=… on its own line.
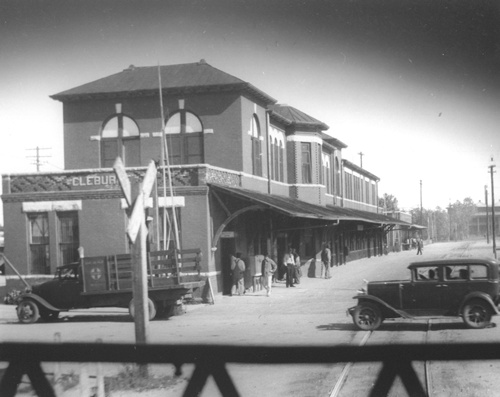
left=1, top=342, right=500, bottom=396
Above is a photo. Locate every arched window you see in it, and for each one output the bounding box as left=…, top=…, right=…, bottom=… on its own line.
left=250, top=115, right=262, bottom=176
left=101, top=114, right=140, bottom=167
left=165, top=110, right=204, bottom=165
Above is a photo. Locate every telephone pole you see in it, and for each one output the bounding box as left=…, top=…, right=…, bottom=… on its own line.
left=489, top=162, right=497, bottom=259
left=485, top=185, right=490, bottom=244
left=26, top=147, right=51, bottom=171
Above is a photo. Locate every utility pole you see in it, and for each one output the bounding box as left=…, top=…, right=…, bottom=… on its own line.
left=358, top=152, right=364, bottom=168
left=420, top=180, right=423, bottom=226
left=26, top=146, right=51, bottom=171
left=485, top=185, right=490, bottom=244
left=489, top=162, right=497, bottom=259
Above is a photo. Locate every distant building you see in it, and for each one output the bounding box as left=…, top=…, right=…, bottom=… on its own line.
left=1, top=60, right=408, bottom=294
left=469, top=201, right=500, bottom=237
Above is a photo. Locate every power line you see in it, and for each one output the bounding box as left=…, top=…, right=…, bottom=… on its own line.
left=26, top=147, right=51, bottom=172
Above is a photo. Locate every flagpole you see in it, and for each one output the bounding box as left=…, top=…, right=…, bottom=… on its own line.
left=157, top=64, right=181, bottom=257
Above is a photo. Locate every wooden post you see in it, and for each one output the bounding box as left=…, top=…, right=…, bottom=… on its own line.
left=130, top=191, right=150, bottom=346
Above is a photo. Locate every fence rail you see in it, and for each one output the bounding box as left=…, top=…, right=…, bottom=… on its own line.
left=1, top=342, right=500, bottom=396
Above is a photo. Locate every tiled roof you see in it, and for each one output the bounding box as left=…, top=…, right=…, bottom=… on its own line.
left=210, top=184, right=409, bottom=226
left=51, top=60, right=276, bottom=104
left=269, top=104, right=329, bottom=130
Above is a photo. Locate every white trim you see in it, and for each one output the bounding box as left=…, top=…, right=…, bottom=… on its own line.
left=121, top=196, right=186, bottom=209
left=90, top=135, right=101, bottom=141
left=115, top=103, right=122, bottom=113
left=151, top=132, right=163, bottom=137
left=290, top=183, right=324, bottom=188
left=140, top=133, right=151, bottom=138
left=203, top=129, right=214, bottom=134
left=286, top=134, right=323, bottom=145
left=22, top=200, right=83, bottom=213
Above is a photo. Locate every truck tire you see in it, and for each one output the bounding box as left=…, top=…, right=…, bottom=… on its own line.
left=17, top=300, right=40, bottom=324
left=129, top=298, right=157, bottom=321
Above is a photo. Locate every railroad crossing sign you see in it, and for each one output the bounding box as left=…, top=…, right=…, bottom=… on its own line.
left=113, top=158, right=157, bottom=243
left=113, top=156, right=158, bottom=347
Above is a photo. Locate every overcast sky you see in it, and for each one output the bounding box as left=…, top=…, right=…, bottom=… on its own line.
left=1, top=0, right=500, bottom=220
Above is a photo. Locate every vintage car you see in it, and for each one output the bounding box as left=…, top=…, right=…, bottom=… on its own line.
left=348, top=258, right=500, bottom=330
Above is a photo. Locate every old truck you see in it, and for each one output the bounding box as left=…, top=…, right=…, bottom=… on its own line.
left=16, top=249, right=205, bottom=323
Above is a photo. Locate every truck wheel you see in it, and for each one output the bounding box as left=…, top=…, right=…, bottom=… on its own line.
left=17, top=300, right=40, bottom=324
left=462, top=299, right=492, bottom=329
left=129, top=298, right=157, bottom=321
left=352, top=302, right=382, bottom=330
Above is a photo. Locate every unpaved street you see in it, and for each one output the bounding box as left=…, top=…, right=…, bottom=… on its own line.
left=1, top=240, right=499, bottom=396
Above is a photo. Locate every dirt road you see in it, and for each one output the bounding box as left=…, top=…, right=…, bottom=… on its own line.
left=1, top=240, right=499, bottom=396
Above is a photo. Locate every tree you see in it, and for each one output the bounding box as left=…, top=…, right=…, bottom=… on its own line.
left=379, top=193, right=399, bottom=211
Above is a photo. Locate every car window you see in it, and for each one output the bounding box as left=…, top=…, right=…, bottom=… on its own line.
left=469, top=265, right=488, bottom=279
left=444, top=265, right=468, bottom=280
left=415, top=267, right=438, bottom=281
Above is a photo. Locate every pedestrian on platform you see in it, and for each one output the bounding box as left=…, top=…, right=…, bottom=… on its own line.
left=261, top=253, right=277, bottom=297
left=293, top=249, right=301, bottom=284
left=230, top=253, right=246, bottom=295
left=321, top=243, right=332, bottom=279
left=283, top=248, right=295, bottom=288
left=416, top=238, right=424, bottom=255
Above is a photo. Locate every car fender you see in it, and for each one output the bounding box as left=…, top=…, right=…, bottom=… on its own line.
left=349, top=294, right=411, bottom=319
left=459, top=292, right=499, bottom=315
left=19, top=293, right=62, bottom=312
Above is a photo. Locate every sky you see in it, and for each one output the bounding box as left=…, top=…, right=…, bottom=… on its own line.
left=1, top=0, right=500, bottom=222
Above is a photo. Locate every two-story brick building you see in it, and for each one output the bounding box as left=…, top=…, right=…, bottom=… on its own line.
left=1, top=60, right=407, bottom=294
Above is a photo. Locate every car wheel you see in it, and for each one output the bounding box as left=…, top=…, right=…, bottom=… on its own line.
left=129, top=298, right=157, bottom=321
left=17, top=300, right=40, bottom=324
left=462, top=299, right=492, bottom=329
left=353, top=302, right=382, bottom=330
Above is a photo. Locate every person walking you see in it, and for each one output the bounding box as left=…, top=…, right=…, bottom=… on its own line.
left=416, top=238, right=424, bottom=255
left=321, top=243, right=332, bottom=279
left=230, top=253, right=246, bottom=295
left=261, top=253, right=277, bottom=297
left=283, top=248, right=295, bottom=288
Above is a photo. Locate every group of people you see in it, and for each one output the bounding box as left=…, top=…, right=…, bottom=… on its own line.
left=230, top=252, right=279, bottom=297
left=230, top=245, right=334, bottom=297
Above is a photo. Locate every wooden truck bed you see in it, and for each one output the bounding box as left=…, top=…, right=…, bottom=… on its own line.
left=81, top=248, right=204, bottom=295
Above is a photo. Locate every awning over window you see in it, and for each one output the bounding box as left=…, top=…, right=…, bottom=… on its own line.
left=209, top=184, right=410, bottom=227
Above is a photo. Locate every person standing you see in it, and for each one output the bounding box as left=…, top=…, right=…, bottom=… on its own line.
left=321, top=243, right=332, bottom=279
left=416, top=238, right=424, bottom=255
left=261, top=253, right=277, bottom=297
left=283, top=248, right=295, bottom=288
left=292, top=249, right=301, bottom=284
left=230, top=253, right=246, bottom=295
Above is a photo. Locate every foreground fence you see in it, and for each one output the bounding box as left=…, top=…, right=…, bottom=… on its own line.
left=1, top=342, right=500, bottom=396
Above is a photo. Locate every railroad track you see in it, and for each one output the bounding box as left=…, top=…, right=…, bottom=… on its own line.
left=329, top=319, right=434, bottom=397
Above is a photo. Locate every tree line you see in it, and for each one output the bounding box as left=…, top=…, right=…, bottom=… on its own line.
left=379, top=194, right=477, bottom=242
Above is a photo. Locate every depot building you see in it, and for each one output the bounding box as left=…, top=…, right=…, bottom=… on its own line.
left=1, top=60, right=408, bottom=295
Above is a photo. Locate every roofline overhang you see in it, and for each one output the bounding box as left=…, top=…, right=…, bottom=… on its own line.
left=51, top=82, right=277, bottom=105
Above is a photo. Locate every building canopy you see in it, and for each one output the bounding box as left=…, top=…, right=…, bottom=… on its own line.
left=209, top=184, right=410, bottom=227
